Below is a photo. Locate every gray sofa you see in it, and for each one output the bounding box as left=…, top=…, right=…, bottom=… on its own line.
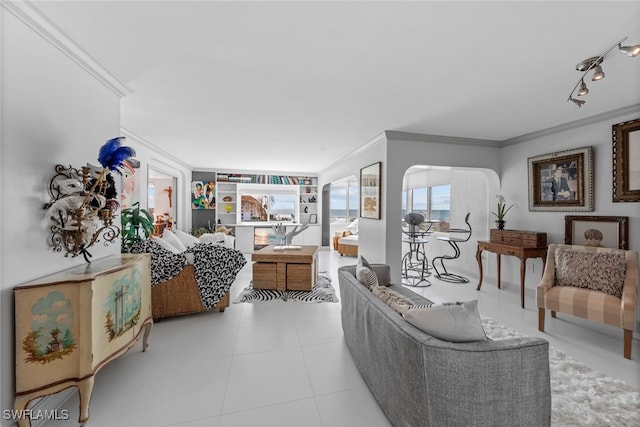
left=338, top=264, right=551, bottom=427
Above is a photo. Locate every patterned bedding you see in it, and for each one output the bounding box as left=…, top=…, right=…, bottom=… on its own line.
left=130, top=240, right=247, bottom=308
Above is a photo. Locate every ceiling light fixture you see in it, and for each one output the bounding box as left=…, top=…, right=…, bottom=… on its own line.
left=567, top=36, right=639, bottom=108
left=577, top=79, right=589, bottom=96
left=591, top=65, right=605, bottom=81
left=618, top=43, right=640, bottom=57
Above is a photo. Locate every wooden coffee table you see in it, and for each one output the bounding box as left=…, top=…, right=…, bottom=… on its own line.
left=252, top=245, right=318, bottom=291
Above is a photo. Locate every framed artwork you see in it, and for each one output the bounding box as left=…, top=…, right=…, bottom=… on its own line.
left=191, top=180, right=215, bottom=209
left=309, top=213, right=318, bottom=224
left=564, top=215, right=629, bottom=250
left=360, top=162, right=381, bottom=219
left=527, top=146, right=593, bottom=211
left=612, top=117, right=640, bottom=202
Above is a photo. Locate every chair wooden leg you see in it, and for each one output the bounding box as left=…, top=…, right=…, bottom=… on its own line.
left=551, top=311, right=556, bottom=318
left=624, top=329, right=632, bottom=359
left=538, top=308, right=545, bottom=332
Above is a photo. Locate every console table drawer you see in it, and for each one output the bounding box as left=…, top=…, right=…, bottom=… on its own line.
left=490, top=229, right=547, bottom=247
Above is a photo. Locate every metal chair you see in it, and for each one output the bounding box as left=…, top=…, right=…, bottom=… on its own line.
left=401, top=212, right=431, bottom=287
left=432, top=212, right=472, bottom=283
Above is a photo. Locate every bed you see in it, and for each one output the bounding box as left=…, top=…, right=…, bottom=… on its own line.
left=131, top=231, right=246, bottom=320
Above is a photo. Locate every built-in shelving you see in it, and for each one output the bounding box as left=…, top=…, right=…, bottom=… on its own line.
left=214, top=172, right=318, bottom=226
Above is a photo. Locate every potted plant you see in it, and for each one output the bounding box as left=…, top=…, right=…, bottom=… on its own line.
left=121, top=202, right=154, bottom=252
left=490, top=195, right=513, bottom=230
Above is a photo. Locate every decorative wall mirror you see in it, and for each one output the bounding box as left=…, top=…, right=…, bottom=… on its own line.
left=148, top=168, right=178, bottom=236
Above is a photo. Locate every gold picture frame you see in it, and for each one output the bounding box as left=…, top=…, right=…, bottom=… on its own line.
left=612, top=117, right=640, bottom=202
left=527, top=146, right=593, bottom=212
left=360, top=162, right=381, bottom=219
left=565, top=215, right=629, bottom=250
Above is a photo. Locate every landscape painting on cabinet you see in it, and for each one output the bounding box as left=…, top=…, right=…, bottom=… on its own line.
left=103, top=271, right=142, bottom=342
left=22, top=291, right=76, bottom=364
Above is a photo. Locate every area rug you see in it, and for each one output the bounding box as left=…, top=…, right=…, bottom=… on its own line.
left=233, top=271, right=338, bottom=304
left=482, top=317, right=640, bottom=427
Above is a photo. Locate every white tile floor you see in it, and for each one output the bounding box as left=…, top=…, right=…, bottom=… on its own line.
left=48, top=248, right=639, bottom=427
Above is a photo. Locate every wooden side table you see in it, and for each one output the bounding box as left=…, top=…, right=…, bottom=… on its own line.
left=476, top=241, right=547, bottom=308
left=252, top=245, right=318, bottom=291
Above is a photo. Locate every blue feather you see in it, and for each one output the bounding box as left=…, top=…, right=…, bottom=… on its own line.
left=98, top=137, right=136, bottom=172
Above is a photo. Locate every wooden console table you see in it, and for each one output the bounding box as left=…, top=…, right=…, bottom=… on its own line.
left=252, top=245, right=318, bottom=291
left=13, top=254, right=153, bottom=427
left=476, top=230, right=548, bottom=308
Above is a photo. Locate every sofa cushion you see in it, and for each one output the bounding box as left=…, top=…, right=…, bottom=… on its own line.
left=370, top=285, right=414, bottom=313
left=154, top=236, right=181, bottom=254
left=162, top=230, right=187, bottom=252
left=554, top=248, right=626, bottom=298
left=403, top=300, right=487, bottom=342
left=174, top=229, right=200, bottom=248
left=356, top=256, right=378, bottom=288
left=345, top=219, right=358, bottom=235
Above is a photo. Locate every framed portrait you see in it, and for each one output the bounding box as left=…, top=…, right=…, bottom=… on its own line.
left=612, top=117, right=640, bottom=202
left=527, top=146, right=593, bottom=212
left=360, top=162, right=381, bottom=219
left=564, top=215, right=629, bottom=250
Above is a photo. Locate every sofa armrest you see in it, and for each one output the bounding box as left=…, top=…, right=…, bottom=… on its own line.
left=537, top=245, right=557, bottom=308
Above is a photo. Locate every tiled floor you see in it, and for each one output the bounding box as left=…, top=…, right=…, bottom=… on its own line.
left=48, top=248, right=639, bottom=427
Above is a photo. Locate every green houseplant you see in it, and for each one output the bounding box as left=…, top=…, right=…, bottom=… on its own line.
left=121, top=202, right=154, bottom=252
left=490, top=195, right=513, bottom=230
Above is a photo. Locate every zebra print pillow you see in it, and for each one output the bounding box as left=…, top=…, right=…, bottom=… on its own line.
left=356, top=255, right=378, bottom=288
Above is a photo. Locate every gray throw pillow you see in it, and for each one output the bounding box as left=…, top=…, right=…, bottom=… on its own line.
left=356, top=255, right=378, bottom=288
left=403, top=300, right=487, bottom=342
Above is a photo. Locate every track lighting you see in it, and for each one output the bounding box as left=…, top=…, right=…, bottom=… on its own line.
left=591, top=65, right=605, bottom=81
left=577, top=79, right=589, bottom=96
left=567, top=36, right=639, bottom=107
left=569, top=97, right=586, bottom=108
left=618, top=43, right=640, bottom=57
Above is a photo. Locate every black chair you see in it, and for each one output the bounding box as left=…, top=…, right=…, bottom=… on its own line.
left=401, top=212, right=431, bottom=287
left=432, top=212, right=472, bottom=283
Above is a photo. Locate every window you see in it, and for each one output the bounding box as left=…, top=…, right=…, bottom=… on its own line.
left=402, top=184, right=450, bottom=231
left=330, top=178, right=359, bottom=224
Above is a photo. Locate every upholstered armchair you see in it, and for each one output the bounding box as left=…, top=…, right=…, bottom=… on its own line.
left=537, top=244, right=638, bottom=359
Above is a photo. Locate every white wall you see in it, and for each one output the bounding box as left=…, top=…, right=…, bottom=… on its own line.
left=319, top=131, right=501, bottom=283
left=499, top=109, right=640, bottom=332
left=0, top=8, right=123, bottom=421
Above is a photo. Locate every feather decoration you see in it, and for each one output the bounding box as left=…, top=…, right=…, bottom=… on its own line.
left=98, top=137, right=136, bottom=172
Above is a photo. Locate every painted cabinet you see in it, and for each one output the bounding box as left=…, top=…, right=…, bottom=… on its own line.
left=13, top=254, right=153, bottom=427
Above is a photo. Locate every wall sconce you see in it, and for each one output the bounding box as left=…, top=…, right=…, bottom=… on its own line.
left=568, top=36, right=640, bottom=108
left=44, top=137, right=135, bottom=262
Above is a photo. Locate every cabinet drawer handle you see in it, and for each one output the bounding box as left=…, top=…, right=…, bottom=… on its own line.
left=506, top=250, right=516, bottom=255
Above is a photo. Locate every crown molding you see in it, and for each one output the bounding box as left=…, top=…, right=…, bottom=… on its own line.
left=120, top=128, right=193, bottom=171
left=502, top=104, right=640, bottom=146
left=384, top=130, right=501, bottom=147
left=319, top=131, right=387, bottom=174
left=2, top=0, right=132, bottom=97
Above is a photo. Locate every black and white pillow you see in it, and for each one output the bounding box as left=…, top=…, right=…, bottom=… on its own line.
left=356, top=255, right=378, bottom=288
left=129, top=240, right=187, bottom=286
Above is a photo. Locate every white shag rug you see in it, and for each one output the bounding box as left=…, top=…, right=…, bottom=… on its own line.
left=482, top=318, right=640, bottom=427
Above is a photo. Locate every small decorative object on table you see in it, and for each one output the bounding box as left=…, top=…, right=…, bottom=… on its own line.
left=491, top=195, right=513, bottom=230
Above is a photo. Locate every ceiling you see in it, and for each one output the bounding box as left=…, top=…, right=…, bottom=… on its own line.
left=32, top=1, right=640, bottom=173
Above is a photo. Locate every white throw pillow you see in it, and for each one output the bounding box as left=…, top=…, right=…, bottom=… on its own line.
left=356, top=255, right=378, bottom=288
left=403, top=300, right=487, bottom=343
left=162, top=230, right=187, bottom=253
left=345, top=219, right=359, bottom=235
left=199, top=232, right=226, bottom=245
left=153, top=237, right=181, bottom=254
left=174, top=229, right=200, bottom=248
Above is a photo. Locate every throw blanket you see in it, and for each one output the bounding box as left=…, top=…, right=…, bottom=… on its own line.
left=130, top=240, right=247, bottom=308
